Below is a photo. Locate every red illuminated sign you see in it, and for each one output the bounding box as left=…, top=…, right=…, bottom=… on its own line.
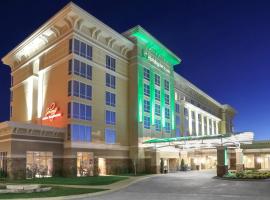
left=42, top=102, right=62, bottom=121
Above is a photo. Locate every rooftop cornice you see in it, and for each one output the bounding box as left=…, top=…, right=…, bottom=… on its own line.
left=2, top=2, right=134, bottom=68
left=123, top=25, right=181, bottom=66
left=2, top=3, right=73, bottom=67
left=174, top=72, right=222, bottom=107
left=222, top=104, right=237, bottom=114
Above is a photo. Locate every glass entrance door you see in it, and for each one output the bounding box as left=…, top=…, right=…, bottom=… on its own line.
left=77, top=152, right=94, bottom=176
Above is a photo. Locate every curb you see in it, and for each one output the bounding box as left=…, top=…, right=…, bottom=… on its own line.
left=7, top=175, right=157, bottom=200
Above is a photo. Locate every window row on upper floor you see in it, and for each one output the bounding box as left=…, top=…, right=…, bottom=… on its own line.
left=69, top=59, right=92, bottom=80
left=69, top=38, right=116, bottom=72
left=68, top=101, right=116, bottom=126
left=143, top=68, right=170, bottom=91
left=67, top=124, right=116, bottom=144
left=68, top=102, right=92, bottom=121
left=68, top=80, right=92, bottom=100
left=143, top=85, right=170, bottom=105
left=175, top=91, right=219, bottom=117
left=143, top=116, right=171, bottom=133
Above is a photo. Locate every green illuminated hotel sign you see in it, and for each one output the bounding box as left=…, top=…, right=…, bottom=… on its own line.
left=143, top=50, right=170, bottom=74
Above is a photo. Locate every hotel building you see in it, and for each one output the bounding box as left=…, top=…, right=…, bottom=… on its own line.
left=0, top=2, right=269, bottom=179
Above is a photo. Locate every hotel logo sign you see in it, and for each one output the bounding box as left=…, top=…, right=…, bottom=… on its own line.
left=143, top=50, right=170, bottom=74
left=42, top=102, right=62, bottom=121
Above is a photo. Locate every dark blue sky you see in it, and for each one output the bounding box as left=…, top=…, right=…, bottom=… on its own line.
left=0, top=0, right=269, bottom=140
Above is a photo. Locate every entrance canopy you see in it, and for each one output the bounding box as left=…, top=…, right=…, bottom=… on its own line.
left=143, top=132, right=254, bottom=150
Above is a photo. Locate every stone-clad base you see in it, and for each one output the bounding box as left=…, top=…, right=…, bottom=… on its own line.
left=105, top=158, right=132, bottom=175
left=53, top=158, right=63, bottom=176
left=63, top=158, right=77, bottom=177
left=7, top=158, right=26, bottom=180
left=236, top=164, right=244, bottom=172
left=217, top=165, right=228, bottom=177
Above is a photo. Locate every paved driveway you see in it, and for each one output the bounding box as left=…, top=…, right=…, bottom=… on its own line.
left=82, top=170, right=270, bottom=200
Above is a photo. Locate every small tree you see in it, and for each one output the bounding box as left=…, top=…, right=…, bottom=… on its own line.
left=180, top=159, right=185, bottom=171
left=160, top=158, right=164, bottom=174
left=133, top=159, right=137, bottom=176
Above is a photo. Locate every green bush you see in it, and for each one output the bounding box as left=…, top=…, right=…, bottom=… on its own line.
left=224, top=170, right=270, bottom=179
left=0, top=170, right=7, bottom=178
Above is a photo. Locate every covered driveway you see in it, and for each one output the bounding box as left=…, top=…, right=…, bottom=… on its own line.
left=83, top=170, right=270, bottom=200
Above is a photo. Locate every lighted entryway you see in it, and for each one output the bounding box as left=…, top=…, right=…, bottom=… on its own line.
left=77, top=152, right=94, bottom=176
left=26, top=151, right=53, bottom=178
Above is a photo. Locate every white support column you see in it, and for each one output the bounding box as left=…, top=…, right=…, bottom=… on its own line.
left=188, top=109, right=192, bottom=136
left=202, top=115, right=205, bottom=136
left=212, top=119, right=214, bottom=135
left=206, top=117, right=211, bottom=135
left=216, top=121, right=219, bottom=135
left=195, top=111, right=199, bottom=136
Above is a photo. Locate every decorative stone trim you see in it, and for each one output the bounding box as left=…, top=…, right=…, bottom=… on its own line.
left=0, top=121, right=65, bottom=139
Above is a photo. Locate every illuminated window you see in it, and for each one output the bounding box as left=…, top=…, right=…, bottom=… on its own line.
left=105, top=110, right=116, bottom=125
left=68, top=124, right=91, bottom=142
left=73, top=81, right=79, bottom=97
left=105, top=128, right=116, bottom=144
left=165, top=122, right=170, bottom=133
left=74, top=59, right=80, bottom=75
left=26, top=151, right=53, bottom=178
left=106, top=55, right=116, bottom=71
left=176, top=115, right=180, bottom=125
left=165, top=108, right=170, bottom=119
left=154, top=74, right=160, bottom=86
left=69, top=59, right=92, bottom=80
left=165, top=94, right=170, bottom=105
left=155, top=104, right=160, bottom=116
left=155, top=89, right=160, bottom=101
left=105, top=92, right=115, bottom=107
left=155, top=119, right=161, bottom=131
left=80, top=83, right=86, bottom=99
left=144, top=116, right=150, bottom=129
left=144, top=100, right=150, bottom=113
left=68, top=80, right=92, bottom=100
left=176, top=128, right=180, bottom=137
left=143, top=68, right=150, bottom=81
left=175, top=103, right=180, bottom=113
left=68, top=102, right=91, bottom=121
left=0, top=152, right=7, bottom=176
left=70, top=38, right=92, bottom=60
left=106, top=73, right=116, bottom=89
left=144, top=84, right=150, bottom=97
left=164, top=80, right=170, bottom=91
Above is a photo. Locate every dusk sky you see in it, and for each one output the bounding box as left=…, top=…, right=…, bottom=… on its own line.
left=0, top=0, right=269, bottom=140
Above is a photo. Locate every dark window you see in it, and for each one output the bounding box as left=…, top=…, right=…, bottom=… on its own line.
left=106, top=73, right=116, bottom=89
left=106, top=55, right=116, bottom=71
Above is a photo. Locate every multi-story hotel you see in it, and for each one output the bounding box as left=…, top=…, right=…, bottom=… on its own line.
left=0, top=2, right=269, bottom=179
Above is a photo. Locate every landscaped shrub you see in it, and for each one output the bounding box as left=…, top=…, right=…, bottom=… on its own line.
left=160, top=159, right=164, bottom=174
left=224, top=170, right=270, bottom=179
left=0, top=170, right=7, bottom=178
